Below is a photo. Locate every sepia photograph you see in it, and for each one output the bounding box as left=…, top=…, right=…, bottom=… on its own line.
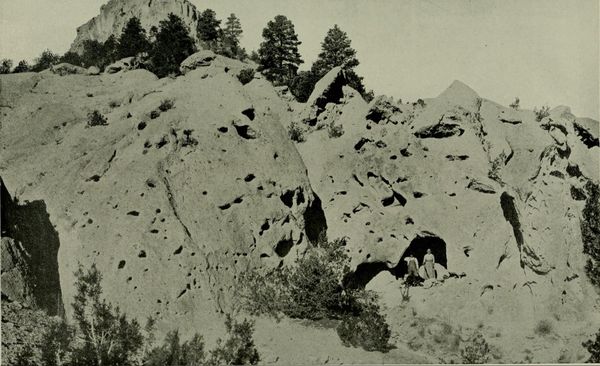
left=0, top=0, right=598, bottom=364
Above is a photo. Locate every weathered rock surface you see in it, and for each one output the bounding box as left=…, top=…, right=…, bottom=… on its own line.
left=0, top=67, right=325, bottom=344
left=105, top=56, right=139, bottom=74
left=70, top=0, right=201, bottom=54
left=291, top=74, right=599, bottom=362
left=50, top=63, right=88, bottom=76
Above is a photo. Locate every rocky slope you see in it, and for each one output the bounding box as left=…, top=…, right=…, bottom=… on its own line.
left=1, top=62, right=598, bottom=363
left=289, top=67, right=600, bottom=362
left=70, top=0, right=201, bottom=54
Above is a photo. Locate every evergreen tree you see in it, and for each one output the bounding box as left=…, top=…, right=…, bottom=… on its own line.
left=81, top=36, right=119, bottom=70
left=60, top=52, right=84, bottom=66
left=197, top=9, right=221, bottom=50
left=31, top=49, right=60, bottom=72
left=257, top=15, right=303, bottom=85
left=149, top=13, right=196, bottom=78
left=311, top=25, right=359, bottom=77
left=0, top=59, right=12, bottom=74
left=222, top=13, right=244, bottom=58
left=117, top=17, right=150, bottom=59
left=13, top=60, right=30, bottom=73
left=308, top=25, right=371, bottom=102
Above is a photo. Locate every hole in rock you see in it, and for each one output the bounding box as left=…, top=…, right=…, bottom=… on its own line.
left=241, top=108, right=255, bottom=121
left=303, top=193, right=327, bottom=244
left=118, top=260, right=126, bottom=269
left=280, top=190, right=295, bottom=208
left=233, top=124, right=257, bottom=139
left=244, top=174, right=255, bottom=182
left=275, top=238, right=294, bottom=257
left=173, top=245, right=183, bottom=255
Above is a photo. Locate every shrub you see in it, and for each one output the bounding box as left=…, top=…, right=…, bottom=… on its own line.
left=13, top=60, right=30, bottom=73
left=583, top=328, right=600, bottom=363
left=40, top=318, right=75, bottom=366
left=209, top=315, right=260, bottom=365
left=328, top=123, right=344, bottom=138
left=0, top=59, right=13, bottom=74
left=582, top=182, right=600, bottom=287
left=158, top=98, right=174, bottom=112
left=289, top=70, right=318, bottom=102
left=288, top=121, right=305, bottom=143
left=240, top=237, right=392, bottom=353
left=510, top=97, right=520, bottom=110
left=534, top=319, right=553, bottom=336
left=70, top=264, right=144, bottom=366
left=145, top=330, right=206, bottom=366
left=461, top=333, right=491, bottom=364
left=534, top=105, right=550, bottom=121
left=109, top=100, right=120, bottom=108
left=336, top=292, right=391, bottom=352
left=237, top=68, right=255, bottom=85
left=60, top=52, right=84, bottom=67
left=87, top=110, right=108, bottom=126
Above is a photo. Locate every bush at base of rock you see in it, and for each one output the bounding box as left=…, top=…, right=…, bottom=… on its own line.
left=460, top=333, right=491, bottom=364
left=581, top=182, right=600, bottom=287
left=336, top=292, right=392, bottom=353
left=239, top=238, right=392, bottom=353
left=583, top=328, right=600, bottom=363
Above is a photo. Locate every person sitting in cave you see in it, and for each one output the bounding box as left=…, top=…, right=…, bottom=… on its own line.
left=423, top=248, right=436, bottom=280
left=404, top=253, right=419, bottom=280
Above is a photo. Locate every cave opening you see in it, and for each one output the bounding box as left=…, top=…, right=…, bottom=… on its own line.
left=343, top=233, right=448, bottom=289
left=391, top=234, right=448, bottom=278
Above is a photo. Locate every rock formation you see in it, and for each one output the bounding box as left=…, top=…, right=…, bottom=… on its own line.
left=1, top=11, right=599, bottom=362
left=69, top=0, right=201, bottom=54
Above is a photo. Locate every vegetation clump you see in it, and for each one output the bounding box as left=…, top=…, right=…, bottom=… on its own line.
left=581, top=181, right=600, bottom=287
left=237, top=68, right=255, bottom=85
left=534, top=105, right=550, bottom=121
left=239, top=237, right=392, bottom=352
left=583, top=328, right=600, bottom=363
left=87, top=110, right=108, bottom=127
left=158, top=99, right=175, bottom=112
left=288, top=121, right=306, bottom=143
left=460, top=333, right=491, bottom=364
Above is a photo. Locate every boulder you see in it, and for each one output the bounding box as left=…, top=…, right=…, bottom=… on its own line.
left=86, top=66, right=101, bottom=75
left=50, top=63, right=87, bottom=76
left=105, top=56, right=136, bottom=74
left=179, top=50, right=216, bottom=74
left=366, top=95, right=403, bottom=124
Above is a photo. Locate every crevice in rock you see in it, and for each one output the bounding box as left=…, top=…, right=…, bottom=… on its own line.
left=500, top=192, right=524, bottom=259
left=414, top=123, right=464, bottom=139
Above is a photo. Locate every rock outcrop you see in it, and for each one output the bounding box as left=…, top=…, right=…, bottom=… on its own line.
left=0, top=66, right=325, bottom=342
left=70, top=0, right=201, bottom=54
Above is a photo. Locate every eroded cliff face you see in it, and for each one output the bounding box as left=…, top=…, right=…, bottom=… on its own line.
left=1, top=58, right=598, bottom=363
left=289, top=67, right=600, bottom=362
left=70, top=0, right=201, bottom=54
left=0, top=59, right=325, bottom=340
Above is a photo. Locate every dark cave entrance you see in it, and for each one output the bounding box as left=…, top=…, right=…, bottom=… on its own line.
left=343, top=233, right=448, bottom=289
left=390, top=234, right=448, bottom=278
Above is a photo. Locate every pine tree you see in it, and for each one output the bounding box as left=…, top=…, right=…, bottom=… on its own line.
left=308, top=24, right=372, bottom=102
left=0, top=59, right=12, bottom=74
left=257, top=15, right=303, bottom=85
left=31, top=49, right=60, bottom=72
left=149, top=13, right=196, bottom=78
left=222, top=13, right=244, bottom=59
left=197, top=9, right=221, bottom=50
left=311, top=25, right=359, bottom=77
left=117, top=17, right=150, bottom=59
left=60, top=52, right=84, bottom=66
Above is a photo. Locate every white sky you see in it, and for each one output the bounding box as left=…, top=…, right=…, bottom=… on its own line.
left=1, top=0, right=598, bottom=119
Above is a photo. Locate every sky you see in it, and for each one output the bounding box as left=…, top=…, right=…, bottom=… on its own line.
left=1, top=0, right=598, bottom=119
